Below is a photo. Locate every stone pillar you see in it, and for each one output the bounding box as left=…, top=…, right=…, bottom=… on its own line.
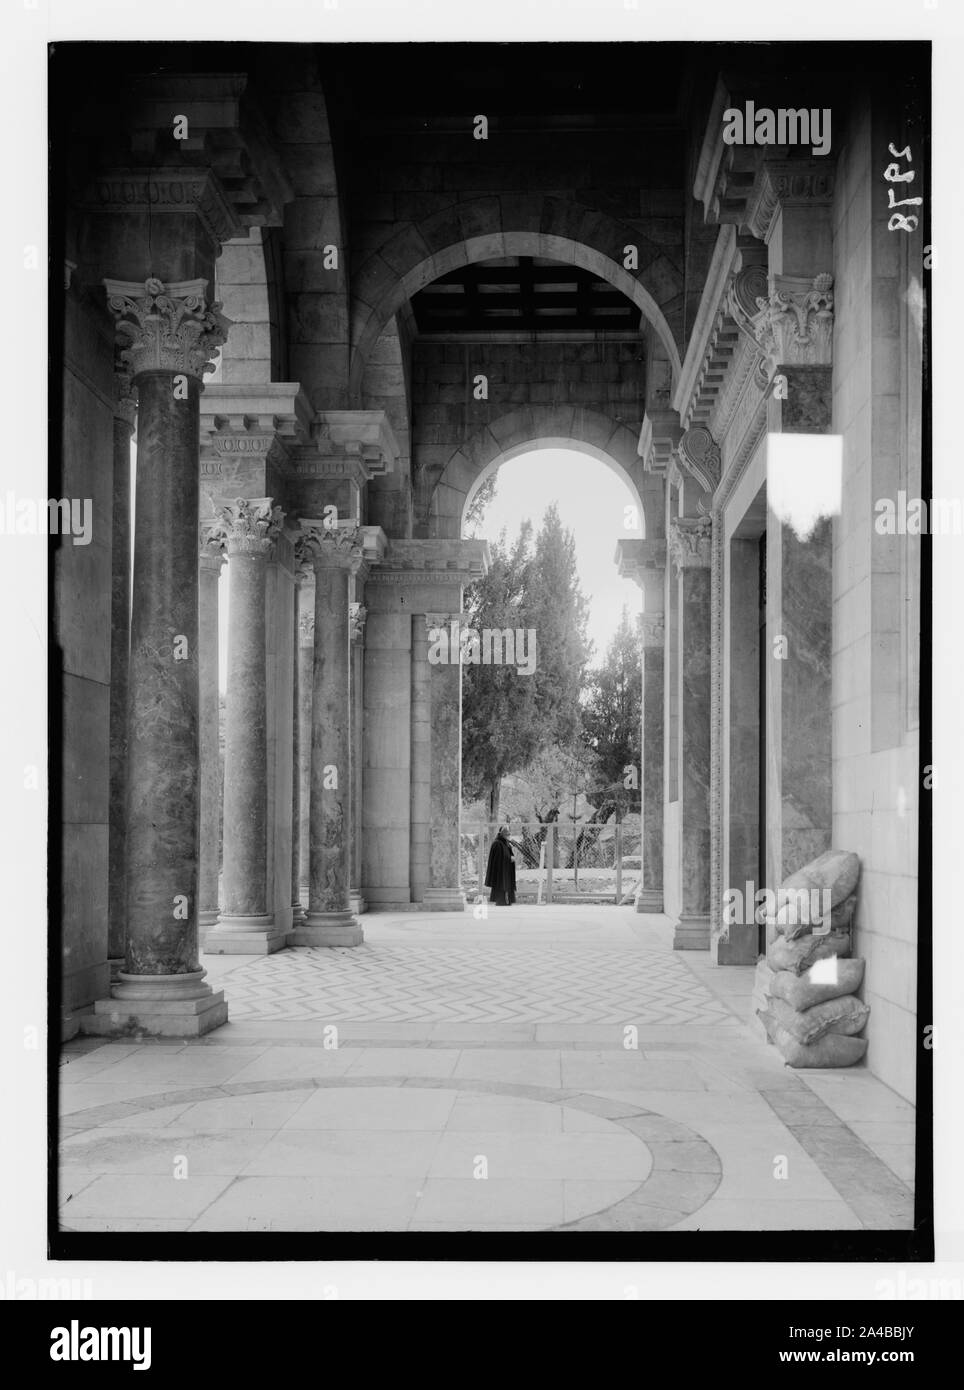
left=349, top=602, right=367, bottom=914
left=424, top=613, right=466, bottom=910
left=637, top=613, right=665, bottom=913
left=107, top=365, right=136, bottom=973
left=669, top=515, right=713, bottom=949
left=90, top=277, right=230, bottom=1036
left=297, top=605, right=314, bottom=913
left=207, top=497, right=287, bottom=955
left=290, top=524, right=363, bottom=947
left=409, top=616, right=432, bottom=903
left=197, top=534, right=225, bottom=942
left=290, top=573, right=307, bottom=927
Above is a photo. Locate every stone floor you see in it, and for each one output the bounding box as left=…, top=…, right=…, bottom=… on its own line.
left=58, top=908, right=916, bottom=1233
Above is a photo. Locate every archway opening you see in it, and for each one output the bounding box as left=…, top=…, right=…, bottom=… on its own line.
left=458, top=446, right=647, bottom=909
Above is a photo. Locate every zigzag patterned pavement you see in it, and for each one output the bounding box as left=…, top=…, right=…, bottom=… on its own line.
left=215, top=941, right=735, bottom=1025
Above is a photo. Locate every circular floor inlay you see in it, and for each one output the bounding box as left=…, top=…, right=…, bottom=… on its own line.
left=61, top=1077, right=722, bottom=1232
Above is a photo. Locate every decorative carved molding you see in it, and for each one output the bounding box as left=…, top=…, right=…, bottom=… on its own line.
left=668, top=516, right=712, bottom=570
left=296, top=521, right=364, bottom=571
left=745, top=161, right=836, bottom=242
left=751, top=273, right=834, bottom=372
left=677, top=424, right=722, bottom=496
left=104, top=277, right=231, bottom=381
left=91, top=169, right=243, bottom=247
left=298, top=612, right=315, bottom=645
left=638, top=614, right=665, bottom=648
left=207, top=497, right=285, bottom=555
left=198, top=524, right=226, bottom=572
left=350, top=603, right=368, bottom=644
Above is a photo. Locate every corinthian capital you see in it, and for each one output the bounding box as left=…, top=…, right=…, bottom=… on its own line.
left=751, top=273, right=834, bottom=372
left=669, top=516, right=712, bottom=570
left=208, top=497, right=285, bottom=555
left=295, top=520, right=364, bottom=571
left=349, top=603, right=368, bottom=644
left=104, top=276, right=232, bottom=381
left=298, top=611, right=315, bottom=646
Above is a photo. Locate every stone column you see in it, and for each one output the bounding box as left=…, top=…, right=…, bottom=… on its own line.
left=349, top=602, right=367, bottom=915
left=424, top=612, right=466, bottom=910
left=409, top=616, right=432, bottom=903
left=669, top=516, right=713, bottom=950
left=290, top=575, right=308, bottom=927
left=290, top=524, right=363, bottom=947
left=107, top=365, right=136, bottom=973
left=207, top=497, right=286, bottom=955
left=297, top=605, right=314, bottom=913
left=197, top=533, right=225, bottom=942
left=637, top=613, right=665, bottom=913
left=91, top=277, right=230, bottom=1036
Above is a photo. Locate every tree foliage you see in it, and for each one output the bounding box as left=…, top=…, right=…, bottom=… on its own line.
left=580, top=606, right=642, bottom=821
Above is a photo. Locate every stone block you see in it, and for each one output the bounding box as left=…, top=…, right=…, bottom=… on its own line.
left=81, top=992, right=229, bottom=1038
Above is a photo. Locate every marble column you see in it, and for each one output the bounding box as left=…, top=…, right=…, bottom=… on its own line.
left=637, top=613, right=665, bottom=913
left=297, top=606, right=314, bottom=913
left=424, top=612, right=466, bottom=910
left=409, top=616, right=432, bottom=903
left=107, top=366, right=136, bottom=973
left=197, top=534, right=225, bottom=942
left=290, top=524, right=363, bottom=947
left=207, top=497, right=287, bottom=955
left=91, top=277, right=230, bottom=1036
left=349, top=602, right=367, bottom=915
left=290, top=575, right=307, bottom=927
left=670, top=516, right=712, bottom=950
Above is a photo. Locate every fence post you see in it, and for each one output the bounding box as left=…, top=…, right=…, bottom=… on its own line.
left=615, top=821, right=623, bottom=904
left=545, top=824, right=554, bottom=905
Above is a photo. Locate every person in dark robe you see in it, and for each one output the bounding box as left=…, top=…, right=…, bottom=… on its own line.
left=484, top=825, right=517, bottom=906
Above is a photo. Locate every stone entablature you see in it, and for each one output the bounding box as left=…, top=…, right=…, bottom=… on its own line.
left=86, top=73, right=293, bottom=233
left=368, top=537, right=490, bottom=587
left=104, top=277, right=231, bottom=382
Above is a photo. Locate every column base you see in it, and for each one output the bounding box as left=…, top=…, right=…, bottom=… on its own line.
left=108, top=956, right=125, bottom=983
left=634, top=888, right=664, bottom=914
left=672, top=914, right=711, bottom=950
left=80, top=971, right=228, bottom=1038
left=205, top=914, right=286, bottom=956
left=422, top=887, right=466, bottom=912
left=714, top=922, right=761, bottom=966
left=291, top=902, right=307, bottom=926
left=349, top=890, right=366, bottom=916
left=198, top=909, right=219, bottom=928
left=289, top=909, right=363, bottom=947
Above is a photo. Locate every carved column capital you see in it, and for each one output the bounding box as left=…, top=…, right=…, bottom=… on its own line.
left=198, top=523, right=227, bottom=573
left=296, top=521, right=364, bottom=571
left=751, top=272, right=834, bottom=372
left=349, top=603, right=368, bottom=645
left=104, top=276, right=232, bottom=382
left=638, top=613, right=666, bottom=648
left=669, top=516, right=713, bottom=570
left=208, top=497, right=285, bottom=556
left=298, top=611, right=315, bottom=646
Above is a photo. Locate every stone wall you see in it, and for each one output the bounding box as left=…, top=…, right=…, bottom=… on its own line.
left=831, top=93, right=922, bottom=1102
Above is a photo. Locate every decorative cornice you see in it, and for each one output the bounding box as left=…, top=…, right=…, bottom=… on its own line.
left=350, top=603, right=368, bottom=645
left=676, top=424, right=722, bottom=496
left=89, top=168, right=243, bottom=247
left=751, top=273, right=834, bottom=374
left=296, top=520, right=364, bottom=571
left=104, top=277, right=231, bottom=381
left=207, top=497, right=285, bottom=555
left=668, top=516, right=712, bottom=570
left=744, top=160, right=835, bottom=242
left=372, top=537, right=490, bottom=586
left=615, top=538, right=667, bottom=587
left=291, top=410, right=400, bottom=482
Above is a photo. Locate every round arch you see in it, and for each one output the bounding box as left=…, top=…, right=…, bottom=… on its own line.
left=419, top=406, right=664, bottom=542
left=348, top=195, right=684, bottom=398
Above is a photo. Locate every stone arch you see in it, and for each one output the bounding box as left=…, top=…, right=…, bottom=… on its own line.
left=419, top=405, right=664, bottom=542
left=348, top=195, right=684, bottom=399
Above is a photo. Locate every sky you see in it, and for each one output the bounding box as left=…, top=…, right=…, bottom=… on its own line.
left=468, top=448, right=644, bottom=665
